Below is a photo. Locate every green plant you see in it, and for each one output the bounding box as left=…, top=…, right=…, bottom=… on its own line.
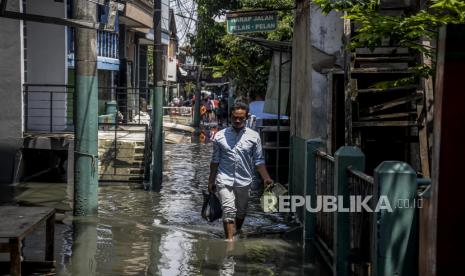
left=191, top=0, right=293, bottom=97
left=313, top=0, right=465, bottom=87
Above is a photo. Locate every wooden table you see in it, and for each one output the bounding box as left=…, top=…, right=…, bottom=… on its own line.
left=0, top=206, right=55, bottom=276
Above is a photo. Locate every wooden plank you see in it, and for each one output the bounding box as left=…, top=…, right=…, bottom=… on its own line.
left=357, top=85, right=417, bottom=94
left=357, top=62, right=409, bottom=70
left=351, top=67, right=412, bottom=74
left=420, top=39, right=434, bottom=178
left=417, top=100, right=430, bottom=177
left=355, top=47, right=409, bottom=55
left=359, top=112, right=415, bottom=121
left=355, top=56, right=415, bottom=63
left=9, top=238, right=21, bottom=276
left=353, top=121, right=418, bottom=127
left=360, top=93, right=423, bottom=114
left=45, top=214, right=55, bottom=262
left=0, top=207, right=55, bottom=239
left=418, top=38, right=433, bottom=276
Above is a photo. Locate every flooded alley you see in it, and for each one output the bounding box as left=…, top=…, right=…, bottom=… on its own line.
left=2, top=141, right=327, bottom=276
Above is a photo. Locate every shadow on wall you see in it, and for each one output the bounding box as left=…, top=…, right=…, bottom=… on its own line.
left=0, top=145, right=17, bottom=184
left=0, top=146, right=17, bottom=204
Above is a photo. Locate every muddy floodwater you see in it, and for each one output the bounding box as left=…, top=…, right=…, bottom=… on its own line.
left=2, top=142, right=328, bottom=275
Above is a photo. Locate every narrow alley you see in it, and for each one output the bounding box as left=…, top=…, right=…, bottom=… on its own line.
left=1, top=0, right=465, bottom=275
left=2, top=141, right=327, bottom=275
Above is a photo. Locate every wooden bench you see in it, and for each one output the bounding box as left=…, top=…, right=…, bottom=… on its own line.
left=0, top=206, right=55, bottom=276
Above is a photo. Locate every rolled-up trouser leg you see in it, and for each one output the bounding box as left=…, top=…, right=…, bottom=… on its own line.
left=218, top=184, right=250, bottom=222
left=217, top=185, right=236, bottom=223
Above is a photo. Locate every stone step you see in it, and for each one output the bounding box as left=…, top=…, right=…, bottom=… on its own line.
left=128, top=176, right=144, bottom=181
left=134, top=155, right=145, bottom=161
left=134, top=147, right=146, bottom=154
left=129, top=168, right=145, bottom=175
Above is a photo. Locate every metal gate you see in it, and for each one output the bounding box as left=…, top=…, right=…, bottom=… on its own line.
left=98, top=122, right=151, bottom=183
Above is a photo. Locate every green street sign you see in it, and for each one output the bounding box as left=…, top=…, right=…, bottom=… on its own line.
left=226, top=11, right=278, bottom=34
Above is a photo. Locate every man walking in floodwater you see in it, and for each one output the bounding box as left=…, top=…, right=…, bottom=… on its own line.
left=208, top=102, right=273, bottom=241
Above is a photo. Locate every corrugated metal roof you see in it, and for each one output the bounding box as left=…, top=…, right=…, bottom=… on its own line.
left=236, top=35, right=292, bottom=52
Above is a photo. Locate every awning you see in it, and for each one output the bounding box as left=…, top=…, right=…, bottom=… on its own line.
left=236, top=35, right=292, bottom=52
left=235, top=35, right=292, bottom=115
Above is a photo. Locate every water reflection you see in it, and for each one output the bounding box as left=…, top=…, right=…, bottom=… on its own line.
left=10, top=142, right=321, bottom=275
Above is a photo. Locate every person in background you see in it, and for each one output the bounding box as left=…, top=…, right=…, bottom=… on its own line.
left=204, top=97, right=212, bottom=123
left=213, top=96, right=220, bottom=123
left=220, top=97, right=228, bottom=126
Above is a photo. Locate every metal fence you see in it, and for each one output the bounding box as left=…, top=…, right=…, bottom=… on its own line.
left=24, top=84, right=152, bottom=133
left=309, top=145, right=426, bottom=276
left=315, top=149, right=335, bottom=259
left=348, top=166, right=375, bottom=276
left=24, top=84, right=74, bottom=133
left=98, top=123, right=151, bottom=183
left=100, top=86, right=152, bottom=125
left=68, top=28, right=119, bottom=59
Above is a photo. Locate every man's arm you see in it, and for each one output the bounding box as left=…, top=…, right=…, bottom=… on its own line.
left=208, top=163, right=219, bottom=192
left=256, top=164, right=273, bottom=187
left=253, top=135, right=273, bottom=186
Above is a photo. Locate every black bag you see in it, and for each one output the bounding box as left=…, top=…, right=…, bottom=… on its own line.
left=201, top=190, right=223, bottom=222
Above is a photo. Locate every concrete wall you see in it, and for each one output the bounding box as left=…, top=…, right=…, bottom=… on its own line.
left=309, top=5, right=344, bottom=142
left=26, top=0, right=68, bottom=132
left=290, top=0, right=312, bottom=138
left=310, top=5, right=344, bottom=56
left=0, top=0, right=23, bottom=183
left=291, top=1, right=344, bottom=140
left=310, top=70, right=330, bottom=139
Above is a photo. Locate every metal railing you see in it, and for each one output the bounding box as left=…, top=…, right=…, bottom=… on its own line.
left=315, top=149, right=335, bottom=258
left=310, top=146, right=424, bottom=276
left=24, top=85, right=152, bottom=133
left=347, top=166, right=375, bottom=276
left=23, top=84, right=74, bottom=133
left=100, top=86, right=152, bottom=125
left=97, top=30, right=119, bottom=59
left=68, top=28, right=119, bottom=59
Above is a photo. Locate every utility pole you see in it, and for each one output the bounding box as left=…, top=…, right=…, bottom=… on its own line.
left=151, top=0, right=164, bottom=190
left=73, top=0, right=99, bottom=216
left=193, top=62, right=201, bottom=128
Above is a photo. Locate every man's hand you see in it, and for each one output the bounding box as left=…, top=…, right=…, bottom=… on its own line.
left=263, top=178, right=274, bottom=187
left=256, top=164, right=273, bottom=188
